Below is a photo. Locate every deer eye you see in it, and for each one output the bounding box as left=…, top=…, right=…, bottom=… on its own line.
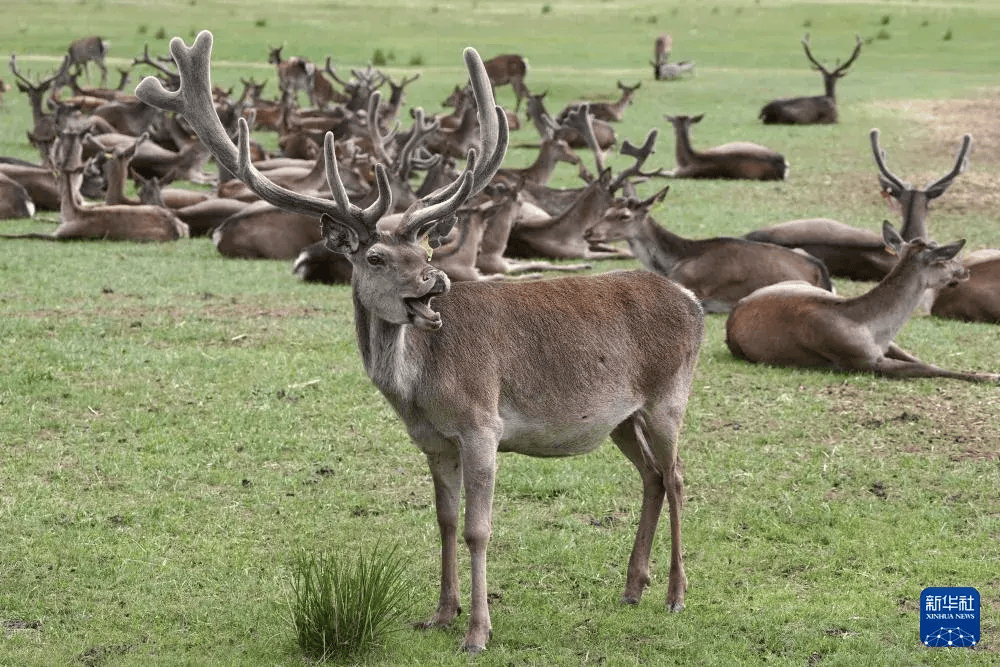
left=366, top=251, right=385, bottom=267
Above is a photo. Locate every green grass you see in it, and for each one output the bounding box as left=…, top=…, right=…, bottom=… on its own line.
left=2, top=1, right=999, bottom=664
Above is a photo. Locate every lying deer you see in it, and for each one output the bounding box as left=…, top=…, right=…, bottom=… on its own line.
left=929, top=250, right=1000, bottom=324
left=759, top=34, right=862, bottom=125
left=746, top=129, right=973, bottom=281
left=137, top=31, right=705, bottom=654
left=726, top=222, right=998, bottom=383
left=665, top=114, right=787, bottom=180
left=0, top=172, right=35, bottom=219
left=556, top=80, right=642, bottom=123
left=584, top=186, right=832, bottom=312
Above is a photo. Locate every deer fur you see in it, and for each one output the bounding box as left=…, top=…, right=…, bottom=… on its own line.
left=929, top=251, right=1000, bottom=324
left=0, top=172, right=35, bottom=219
left=67, top=35, right=110, bottom=86
left=136, top=30, right=705, bottom=653
left=585, top=187, right=832, bottom=312
left=665, top=114, right=788, bottom=180
left=482, top=53, right=530, bottom=112
left=726, top=222, right=998, bottom=383
left=759, top=34, right=862, bottom=125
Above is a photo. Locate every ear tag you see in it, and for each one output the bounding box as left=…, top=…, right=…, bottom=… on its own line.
left=884, top=245, right=898, bottom=256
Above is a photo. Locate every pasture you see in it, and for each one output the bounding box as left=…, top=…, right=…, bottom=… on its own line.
left=2, top=0, right=999, bottom=664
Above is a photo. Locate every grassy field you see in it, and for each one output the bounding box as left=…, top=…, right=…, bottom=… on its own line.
left=2, top=1, right=999, bottom=664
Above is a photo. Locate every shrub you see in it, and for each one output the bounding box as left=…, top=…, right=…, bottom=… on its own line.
left=289, top=544, right=413, bottom=662
left=372, top=49, right=388, bottom=66
left=943, top=28, right=953, bottom=41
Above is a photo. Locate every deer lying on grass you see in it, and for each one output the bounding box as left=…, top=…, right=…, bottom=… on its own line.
left=665, top=114, right=787, bottom=180
left=585, top=186, right=832, bottom=312
left=557, top=80, right=642, bottom=123
left=1, top=126, right=188, bottom=241
left=872, top=128, right=971, bottom=242
left=759, top=34, right=862, bottom=125
left=0, top=172, right=35, bottom=219
left=137, top=30, right=705, bottom=654
left=929, top=250, right=1000, bottom=324
left=745, top=130, right=972, bottom=281
left=726, top=222, right=998, bottom=383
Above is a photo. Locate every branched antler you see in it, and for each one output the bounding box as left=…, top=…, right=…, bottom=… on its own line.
left=610, top=129, right=669, bottom=192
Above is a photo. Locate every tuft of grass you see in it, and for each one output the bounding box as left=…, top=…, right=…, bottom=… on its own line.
left=372, top=48, right=388, bottom=66
left=254, top=18, right=267, bottom=28
left=154, top=26, right=167, bottom=40
left=289, top=544, right=413, bottom=662
left=876, top=28, right=891, bottom=40
left=880, top=14, right=891, bottom=25
left=943, top=28, right=953, bottom=40
left=408, top=54, right=424, bottom=66
left=541, top=3, right=551, bottom=14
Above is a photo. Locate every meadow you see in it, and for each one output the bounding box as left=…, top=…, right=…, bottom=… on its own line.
left=1, top=1, right=999, bottom=664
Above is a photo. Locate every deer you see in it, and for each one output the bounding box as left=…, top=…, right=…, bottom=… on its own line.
left=482, top=53, right=530, bottom=112
left=556, top=80, right=642, bottom=124
left=745, top=129, right=973, bottom=281
left=872, top=128, right=971, bottom=243
left=725, top=222, right=998, bottom=383
left=0, top=172, right=35, bottom=219
left=66, top=35, right=110, bottom=86
left=654, top=33, right=673, bottom=68
left=929, top=250, right=1000, bottom=324
left=759, top=34, right=863, bottom=125
left=584, top=186, right=833, bottom=313
left=664, top=114, right=787, bottom=180
left=268, top=45, right=316, bottom=107
left=136, top=30, right=705, bottom=654
left=524, top=90, right=616, bottom=150
left=1, top=126, right=188, bottom=242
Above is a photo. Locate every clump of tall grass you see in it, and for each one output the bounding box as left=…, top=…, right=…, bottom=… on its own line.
left=288, top=544, right=413, bottom=662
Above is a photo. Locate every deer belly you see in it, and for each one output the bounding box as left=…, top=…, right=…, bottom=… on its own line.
left=497, top=404, right=631, bottom=457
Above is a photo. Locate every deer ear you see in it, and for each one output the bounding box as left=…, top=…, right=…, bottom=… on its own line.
left=321, top=213, right=360, bottom=255
left=930, top=239, right=965, bottom=262
left=881, top=220, right=903, bottom=255
left=691, top=114, right=705, bottom=124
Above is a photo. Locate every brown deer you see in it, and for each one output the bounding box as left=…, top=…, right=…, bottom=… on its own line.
left=67, top=35, right=110, bottom=86
left=929, top=250, right=1000, bottom=324
left=482, top=53, right=529, bottom=112
left=665, top=114, right=787, bottom=180
left=137, top=30, right=704, bottom=654
left=557, top=80, right=642, bottom=123
left=1, top=127, right=188, bottom=241
left=654, top=33, right=673, bottom=68
left=745, top=129, right=972, bottom=281
left=725, top=222, right=998, bottom=383
left=584, top=186, right=833, bottom=312
left=268, top=45, right=316, bottom=107
left=0, top=172, right=35, bottom=219
left=759, top=34, right=862, bottom=125
left=872, top=128, right=971, bottom=242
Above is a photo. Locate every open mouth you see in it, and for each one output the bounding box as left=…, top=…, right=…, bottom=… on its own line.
left=405, top=293, right=441, bottom=329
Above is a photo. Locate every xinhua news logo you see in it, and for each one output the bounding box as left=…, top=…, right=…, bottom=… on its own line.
left=920, top=587, right=980, bottom=648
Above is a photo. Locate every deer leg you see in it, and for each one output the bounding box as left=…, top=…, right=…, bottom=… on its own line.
left=459, top=430, right=500, bottom=654
left=885, top=343, right=922, bottom=363
left=872, top=356, right=1000, bottom=384
left=417, top=449, right=463, bottom=630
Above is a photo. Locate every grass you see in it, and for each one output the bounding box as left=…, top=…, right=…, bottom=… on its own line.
left=1, top=1, right=999, bottom=664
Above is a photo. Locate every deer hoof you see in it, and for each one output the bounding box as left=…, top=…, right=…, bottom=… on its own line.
left=667, top=599, right=685, bottom=613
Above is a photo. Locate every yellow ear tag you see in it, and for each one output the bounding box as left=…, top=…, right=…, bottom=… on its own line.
left=419, top=236, right=434, bottom=261
left=884, top=245, right=898, bottom=256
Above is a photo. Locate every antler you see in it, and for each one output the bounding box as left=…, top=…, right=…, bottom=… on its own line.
left=561, top=104, right=605, bottom=175
left=800, top=34, right=827, bottom=74
left=832, top=35, right=863, bottom=76
left=136, top=31, right=392, bottom=246
left=133, top=44, right=181, bottom=89
left=924, top=133, right=972, bottom=192
left=870, top=128, right=909, bottom=191
left=9, top=53, right=70, bottom=91
left=610, top=130, right=669, bottom=192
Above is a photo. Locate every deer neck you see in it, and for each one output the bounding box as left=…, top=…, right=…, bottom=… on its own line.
left=822, top=75, right=837, bottom=100
left=627, top=214, right=685, bottom=276
left=846, top=256, right=928, bottom=347
left=352, top=288, right=423, bottom=405
left=673, top=124, right=697, bottom=166
left=897, top=192, right=929, bottom=242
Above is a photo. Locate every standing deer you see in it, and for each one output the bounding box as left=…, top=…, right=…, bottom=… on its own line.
left=665, top=114, right=788, bottom=180
left=482, top=53, right=530, bottom=112
left=67, top=35, right=110, bottom=86
left=725, top=222, right=998, bottom=383
left=268, top=45, right=316, bottom=107
left=136, top=30, right=705, bottom=654
left=759, top=34, right=862, bottom=125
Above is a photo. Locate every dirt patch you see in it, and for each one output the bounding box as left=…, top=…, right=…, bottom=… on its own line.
left=867, top=94, right=1000, bottom=219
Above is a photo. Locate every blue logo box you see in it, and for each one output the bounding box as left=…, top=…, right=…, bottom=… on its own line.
left=920, top=587, right=980, bottom=647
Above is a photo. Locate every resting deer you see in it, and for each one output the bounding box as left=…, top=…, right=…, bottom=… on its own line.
left=137, top=30, right=705, bottom=654
left=665, top=114, right=787, bottom=180
left=725, top=222, right=998, bottom=383
left=584, top=186, right=832, bottom=313
left=557, top=81, right=642, bottom=124
left=759, top=34, right=862, bottom=125
left=929, top=250, right=1000, bottom=324
left=0, top=172, right=35, bottom=219
left=1, top=126, right=188, bottom=242
left=745, top=129, right=972, bottom=281
left=66, top=35, right=110, bottom=86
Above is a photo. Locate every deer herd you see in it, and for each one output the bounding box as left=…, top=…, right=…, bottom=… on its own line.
left=3, top=27, right=998, bottom=655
